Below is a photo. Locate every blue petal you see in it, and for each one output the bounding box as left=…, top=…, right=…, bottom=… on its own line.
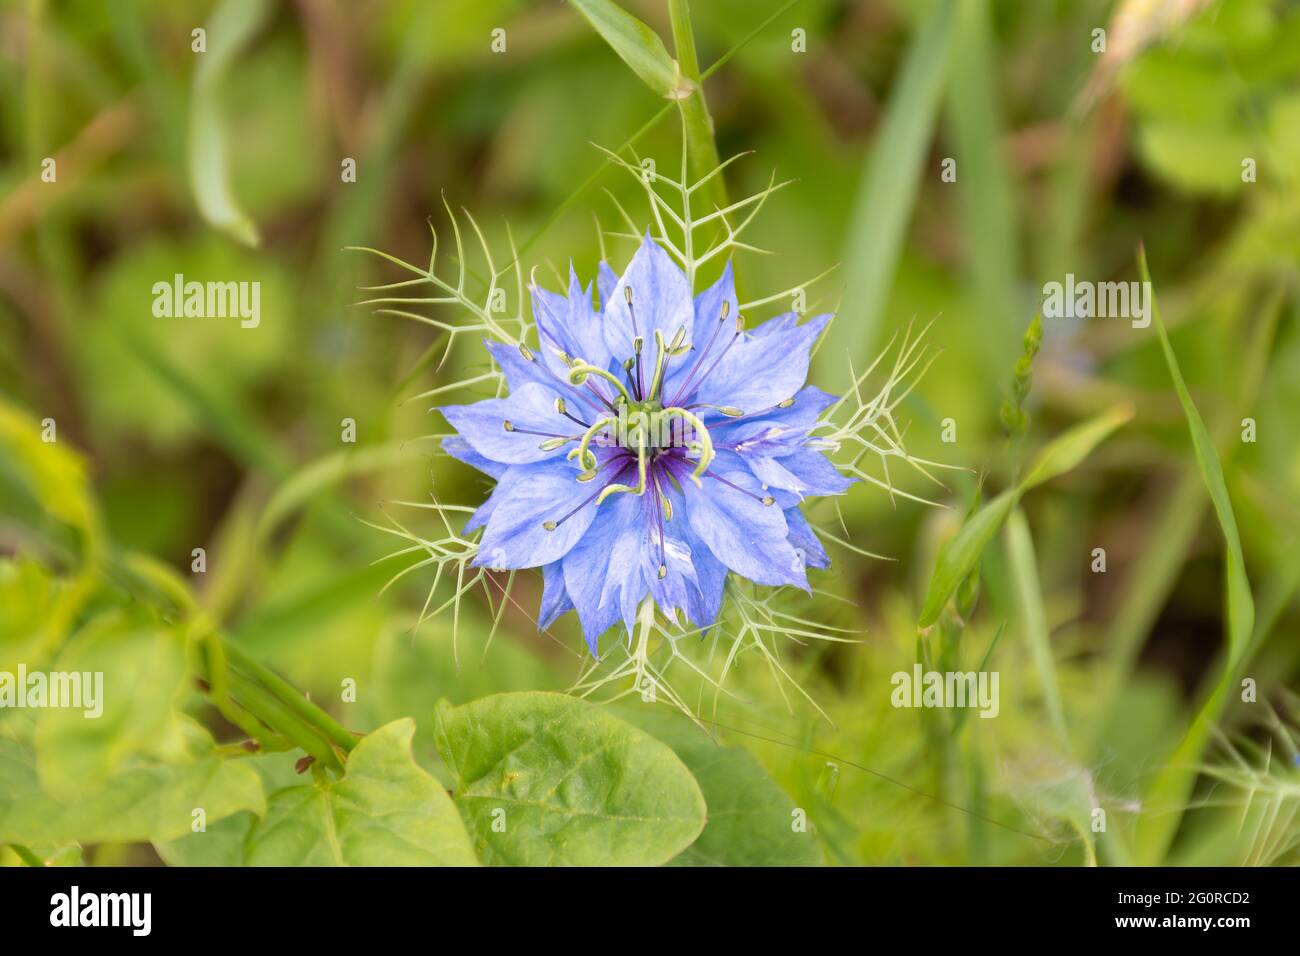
left=562, top=493, right=645, bottom=654
left=597, top=261, right=619, bottom=310
left=745, top=449, right=854, bottom=499
left=784, top=507, right=830, bottom=570
left=684, top=313, right=831, bottom=413
left=473, top=459, right=598, bottom=570
left=600, top=503, right=651, bottom=638
left=565, top=266, right=611, bottom=370
left=714, top=385, right=837, bottom=443
left=529, top=283, right=578, bottom=378
left=485, top=340, right=605, bottom=418
left=440, top=381, right=571, bottom=466
left=777, top=448, right=855, bottom=496
left=539, top=560, right=574, bottom=629
left=442, top=435, right=507, bottom=479
left=659, top=480, right=728, bottom=631
left=675, top=454, right=807, bottom=589
left=602, top=233, right=694, bottom=368
left=663, top=262, right=738, bottom=403
left=749, top=312, right=800, bottom=339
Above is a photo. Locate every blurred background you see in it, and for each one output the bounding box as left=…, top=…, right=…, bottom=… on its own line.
left=2, top=0, right=1299, bottom=865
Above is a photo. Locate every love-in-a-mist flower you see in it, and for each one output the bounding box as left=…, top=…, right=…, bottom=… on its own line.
left=440, top=234, right=852, bottom=654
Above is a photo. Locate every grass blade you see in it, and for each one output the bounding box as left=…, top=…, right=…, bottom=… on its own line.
left=188, top=0, right=271, bottom=246
left=945, top=0, right=1020, bottom=381
left=1134, top=247, right=1255, bottom=864
left=1004, top=508, right=1068, bottom=748
left=818, top=0, right=957, bottom=391
left=567, top=0, right=684, bottom=99
left=918, top=404, right=1133, bottom=628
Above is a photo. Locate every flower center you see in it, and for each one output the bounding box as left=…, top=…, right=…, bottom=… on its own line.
left=535, top=284, right=772, bottom=546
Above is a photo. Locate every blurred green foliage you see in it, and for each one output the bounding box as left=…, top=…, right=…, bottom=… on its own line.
left=1, top=0, right=1299, bottom=866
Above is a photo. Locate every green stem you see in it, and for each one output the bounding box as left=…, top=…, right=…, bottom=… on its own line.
left=223, top=640, right=357, bottom=754
left=667, top=0, right=727, bottom=211
left=226, top=670, right=344, bottom=774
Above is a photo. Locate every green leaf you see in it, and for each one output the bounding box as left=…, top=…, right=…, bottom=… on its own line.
left=156, top=810, right=254, bottom=867
left=818, top=0, right=957, bottom=391
left=0, top=399, right=95, bottom=538
left=33, top=606, right=187, bottom=797
left=918, top=488, right=1018, bottom=629
left=1003, top=509, right=1067, bottom=747
left=1019, top=403, right=1135, bottom=494
left=242, top=718, right=477, bottom=866
left=567, top=0, right=684, bottom=99
left=0, top=719, right=264, bottom=845
left=188, top=0, right=273, bottom=245
left=434, top=692, right=706, bottom=866
left=917, top=404, right=1133, bottom=628
left=0, top=559, right=65, bottom=674
left=615, top=706, right=823, bottom=866
left=156, top=751, right=304, bottom=866
left=1134, top=248, right=1255, bottom=864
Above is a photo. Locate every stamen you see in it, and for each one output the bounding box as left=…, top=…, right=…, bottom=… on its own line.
left=504, top=421, right=582, bottom=442
left=595, top=418, right=648, bottom=503
left=622, top=358, right=639, bottom=401
left=707, top=396, right=796, bottom=427
left=650, top=471, right=667, bottom=580
left=681, top=313, right=745, bottom=402
left=518, top=343, right=535, bottom=362
left=568, top=415, right=616, bottom=471
left=646, top=329, right=670, bottom=402
left=667, top=298, right=732, bottom=406
left=568, top=363, right=634, bottom=407
left=625, top=285, right=646, bottom=398
left=659, top=406, right=715, bottom=486
left=705, top=470, right=775, bottom=505
left=687, top=403, right=744, bottom=417
left=541, top=460, right=635, bottom=531
left=555, top=396, right=590, bottom=429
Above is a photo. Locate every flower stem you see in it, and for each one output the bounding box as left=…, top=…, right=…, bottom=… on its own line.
left=630, top=597, right=658, bottom=700
left=667, top=0, right=727, bottom=212
left=226, top=670, right=345, bottom=775
left=222, top=640, right=357, bottom=755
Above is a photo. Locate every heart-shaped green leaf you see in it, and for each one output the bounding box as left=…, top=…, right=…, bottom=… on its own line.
left=615, top=706, right=823, bottom=866
left=435, top=692, right=706, bottom=866
left=243, top=718, right=477, bottom=866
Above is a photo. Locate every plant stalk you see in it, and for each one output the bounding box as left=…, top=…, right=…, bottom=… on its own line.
left=667, top=0, right=727, bottom=212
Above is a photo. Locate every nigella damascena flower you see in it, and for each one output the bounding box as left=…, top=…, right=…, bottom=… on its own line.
left=440, top=234, right=852, bottom=654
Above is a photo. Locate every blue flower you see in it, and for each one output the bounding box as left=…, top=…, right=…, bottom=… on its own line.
left=440, top=235, right=852, bottom=654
